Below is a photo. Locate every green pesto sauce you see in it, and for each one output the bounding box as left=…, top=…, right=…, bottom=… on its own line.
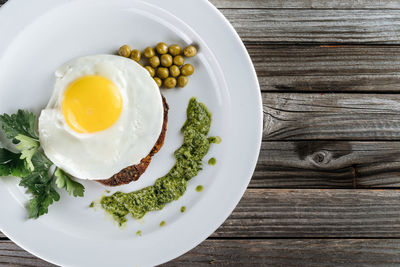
left=180, top=206, right=186, bottom=213
left=89, top=202, right=95, bottom=208
left=209, top=136, right=221, bottom=144
left=136, top=230, right=142, bottom=236
left=196, top=185, right=204, bottom=192
left=160, top=221, right=166, bottom=227
left=208, top=157, right=217, bottom=165
left=100, top=98, right=214, bottom=226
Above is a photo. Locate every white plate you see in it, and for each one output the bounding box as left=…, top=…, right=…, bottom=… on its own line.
left=0, top=0, right=262, bottom=266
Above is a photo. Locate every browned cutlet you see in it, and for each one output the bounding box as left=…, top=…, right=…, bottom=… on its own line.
left=96, top=95, right=169, bottom=187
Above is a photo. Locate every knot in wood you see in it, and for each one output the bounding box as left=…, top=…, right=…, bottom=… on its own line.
left=309, top=150, right=332, bottom=166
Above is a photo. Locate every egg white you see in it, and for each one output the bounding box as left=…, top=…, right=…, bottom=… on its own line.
left=38, top=55, right=164, bottom=180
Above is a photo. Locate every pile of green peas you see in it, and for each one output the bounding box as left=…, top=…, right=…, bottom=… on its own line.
left=118, top=42, right=198, bottom=89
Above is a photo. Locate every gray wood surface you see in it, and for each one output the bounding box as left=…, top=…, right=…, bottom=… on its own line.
left=3, top=0, right=400, bottom=266
left=211, top=0, right=400, bottom=9
left=251, top=45, right=400, bottom=92
left=263, top=93, right=400, bottom=140
left=5, top=238, right=400, bottom=267
left=220, top=9, right=400, bottom=44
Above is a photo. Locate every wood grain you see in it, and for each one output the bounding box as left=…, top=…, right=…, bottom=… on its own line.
left=263, top=93, right=400, bottom=140
left=212, top=189, right=400, bottom=238
left=250, top=44, right=400, bottom=92
left=253, top=141, right=400, bottom=188
left=220, top=9, right=400, bottom=44
left=5, top=238, right=400, bottom=267
left=210, top=0, right=400, bottom=9
left=167, top=239, right=400, bottom=267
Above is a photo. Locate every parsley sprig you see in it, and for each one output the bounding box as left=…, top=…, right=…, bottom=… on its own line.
left=0, top=110, right=85, bottom=218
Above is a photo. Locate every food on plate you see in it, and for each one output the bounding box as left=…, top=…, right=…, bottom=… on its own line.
left=156, top=67, right=169, bottom=79
left=156, top=42, right=169, bottom=55
left=196, top=185, right=204, bottom=192
left=130, top=49, right=141, bottom=62
left=208, top=157, right=217, bottom=165
left=181, top=64, right=194, bottom=76
left=99, top=98, right=218, bottom=226
left=0, top=110, right=84, bottom=218
left=119, top=42, right=197, bottom=89
left=97, top=95, right=168, bottom=186
left=143, top=46, right=155, bottom=58
left=149, top=56, right=161, bottom=68
left=118, top=44, right=131, bottom=58
left=169, top=44, right=182, bottom=56
left=180, top=206, right=186, bottom=213
left=164, top=77, right=177, bottom=89
left=177, top=76, right=189, bottom=88
left=169, top=65, right=180, bottom=77
left=1, top=39, right=204, bottom=220
left=173, top=55, right=185, bottom=66
left=160, top=221, right=166, bottom=227
left=145, top=66, right=155, bottom=77
left=184, top=45, right=197, bottom=58
left=154, top=77, right=162, bottom=88
left=160, top=54, right=173, bottom=67
left=39, top=54, right=165, bottom=180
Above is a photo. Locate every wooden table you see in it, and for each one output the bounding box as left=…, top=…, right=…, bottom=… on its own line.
left=3, top=0, right=400, bottom=266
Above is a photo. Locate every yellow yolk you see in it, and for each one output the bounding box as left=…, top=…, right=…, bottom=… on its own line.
left=62, top=75, right=123, bottom=133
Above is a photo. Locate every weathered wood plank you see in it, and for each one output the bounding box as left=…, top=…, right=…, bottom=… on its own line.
left=263, top=93, right=400, bottom=140
left=0, top=241, right=55, bottom=266
left=2, top=0, right=400, bottom=10
left=5, top=238, right=400, bottom=267
left=253, top=141, right=400, bottom=188
left=1, top=3, right=400, bottom=44
left=5, top=189, right=400, bottom=238
left=212, top=189, right=400, bottom=238
left=210, top=0, right=400, bottom=9
left=167, top=239, right=400, bottom=266
left=249, top=44, right=400, bottom=92
left=220, top=9, right=400, bottom=44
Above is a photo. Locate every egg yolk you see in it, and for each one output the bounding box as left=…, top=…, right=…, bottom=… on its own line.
left=62, top=75, right=123, bottom=133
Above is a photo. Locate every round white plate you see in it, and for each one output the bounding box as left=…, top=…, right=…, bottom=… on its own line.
left=0, top=0, right=262, bottom=266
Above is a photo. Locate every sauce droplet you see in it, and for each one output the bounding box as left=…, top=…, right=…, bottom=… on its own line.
left=208, top=158, right=217, bottom=165
left=180, top=206, right=186, bottom=213
left=160, top=221, right=166, bottom=227
left=196, top=185, right=204, bottom=192
left=209, top=136, right=221, bottom=144
left=136, top=230, right=142, bottom=236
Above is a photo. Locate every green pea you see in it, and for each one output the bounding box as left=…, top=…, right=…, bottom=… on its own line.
left=130, top=49, right=141, bottom=62
left=144, top=47, right=155, bottom=58
left=118, top=45, right=131, bottom=57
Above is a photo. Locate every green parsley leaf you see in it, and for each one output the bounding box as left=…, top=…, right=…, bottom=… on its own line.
left=0, top=110, right=38, bottom=140
left=0, top=110, right=86, bottom=219
left=15, top=134, right=39, bottom=171
left=19, top=151, right=60, bottom=218
left=0, top=148, right=29, bottom=177
left=54, top=168, right=85, bottom=197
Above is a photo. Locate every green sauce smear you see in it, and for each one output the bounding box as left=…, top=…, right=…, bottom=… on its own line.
left=209, top=136, right=221, bottom=144
left=208, top=157, right=217, bottom=165
left=196, top=185, right=204, bottom=192
left=99, top=98, right=214, bottom=226
left=136, top=230, right=142, bottom=236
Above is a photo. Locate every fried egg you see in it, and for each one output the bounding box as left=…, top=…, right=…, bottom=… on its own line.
left=38, top=55, right=164, bottom=180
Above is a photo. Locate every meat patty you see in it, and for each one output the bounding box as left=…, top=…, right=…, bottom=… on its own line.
left=97, top=95, right=169, bottom=187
